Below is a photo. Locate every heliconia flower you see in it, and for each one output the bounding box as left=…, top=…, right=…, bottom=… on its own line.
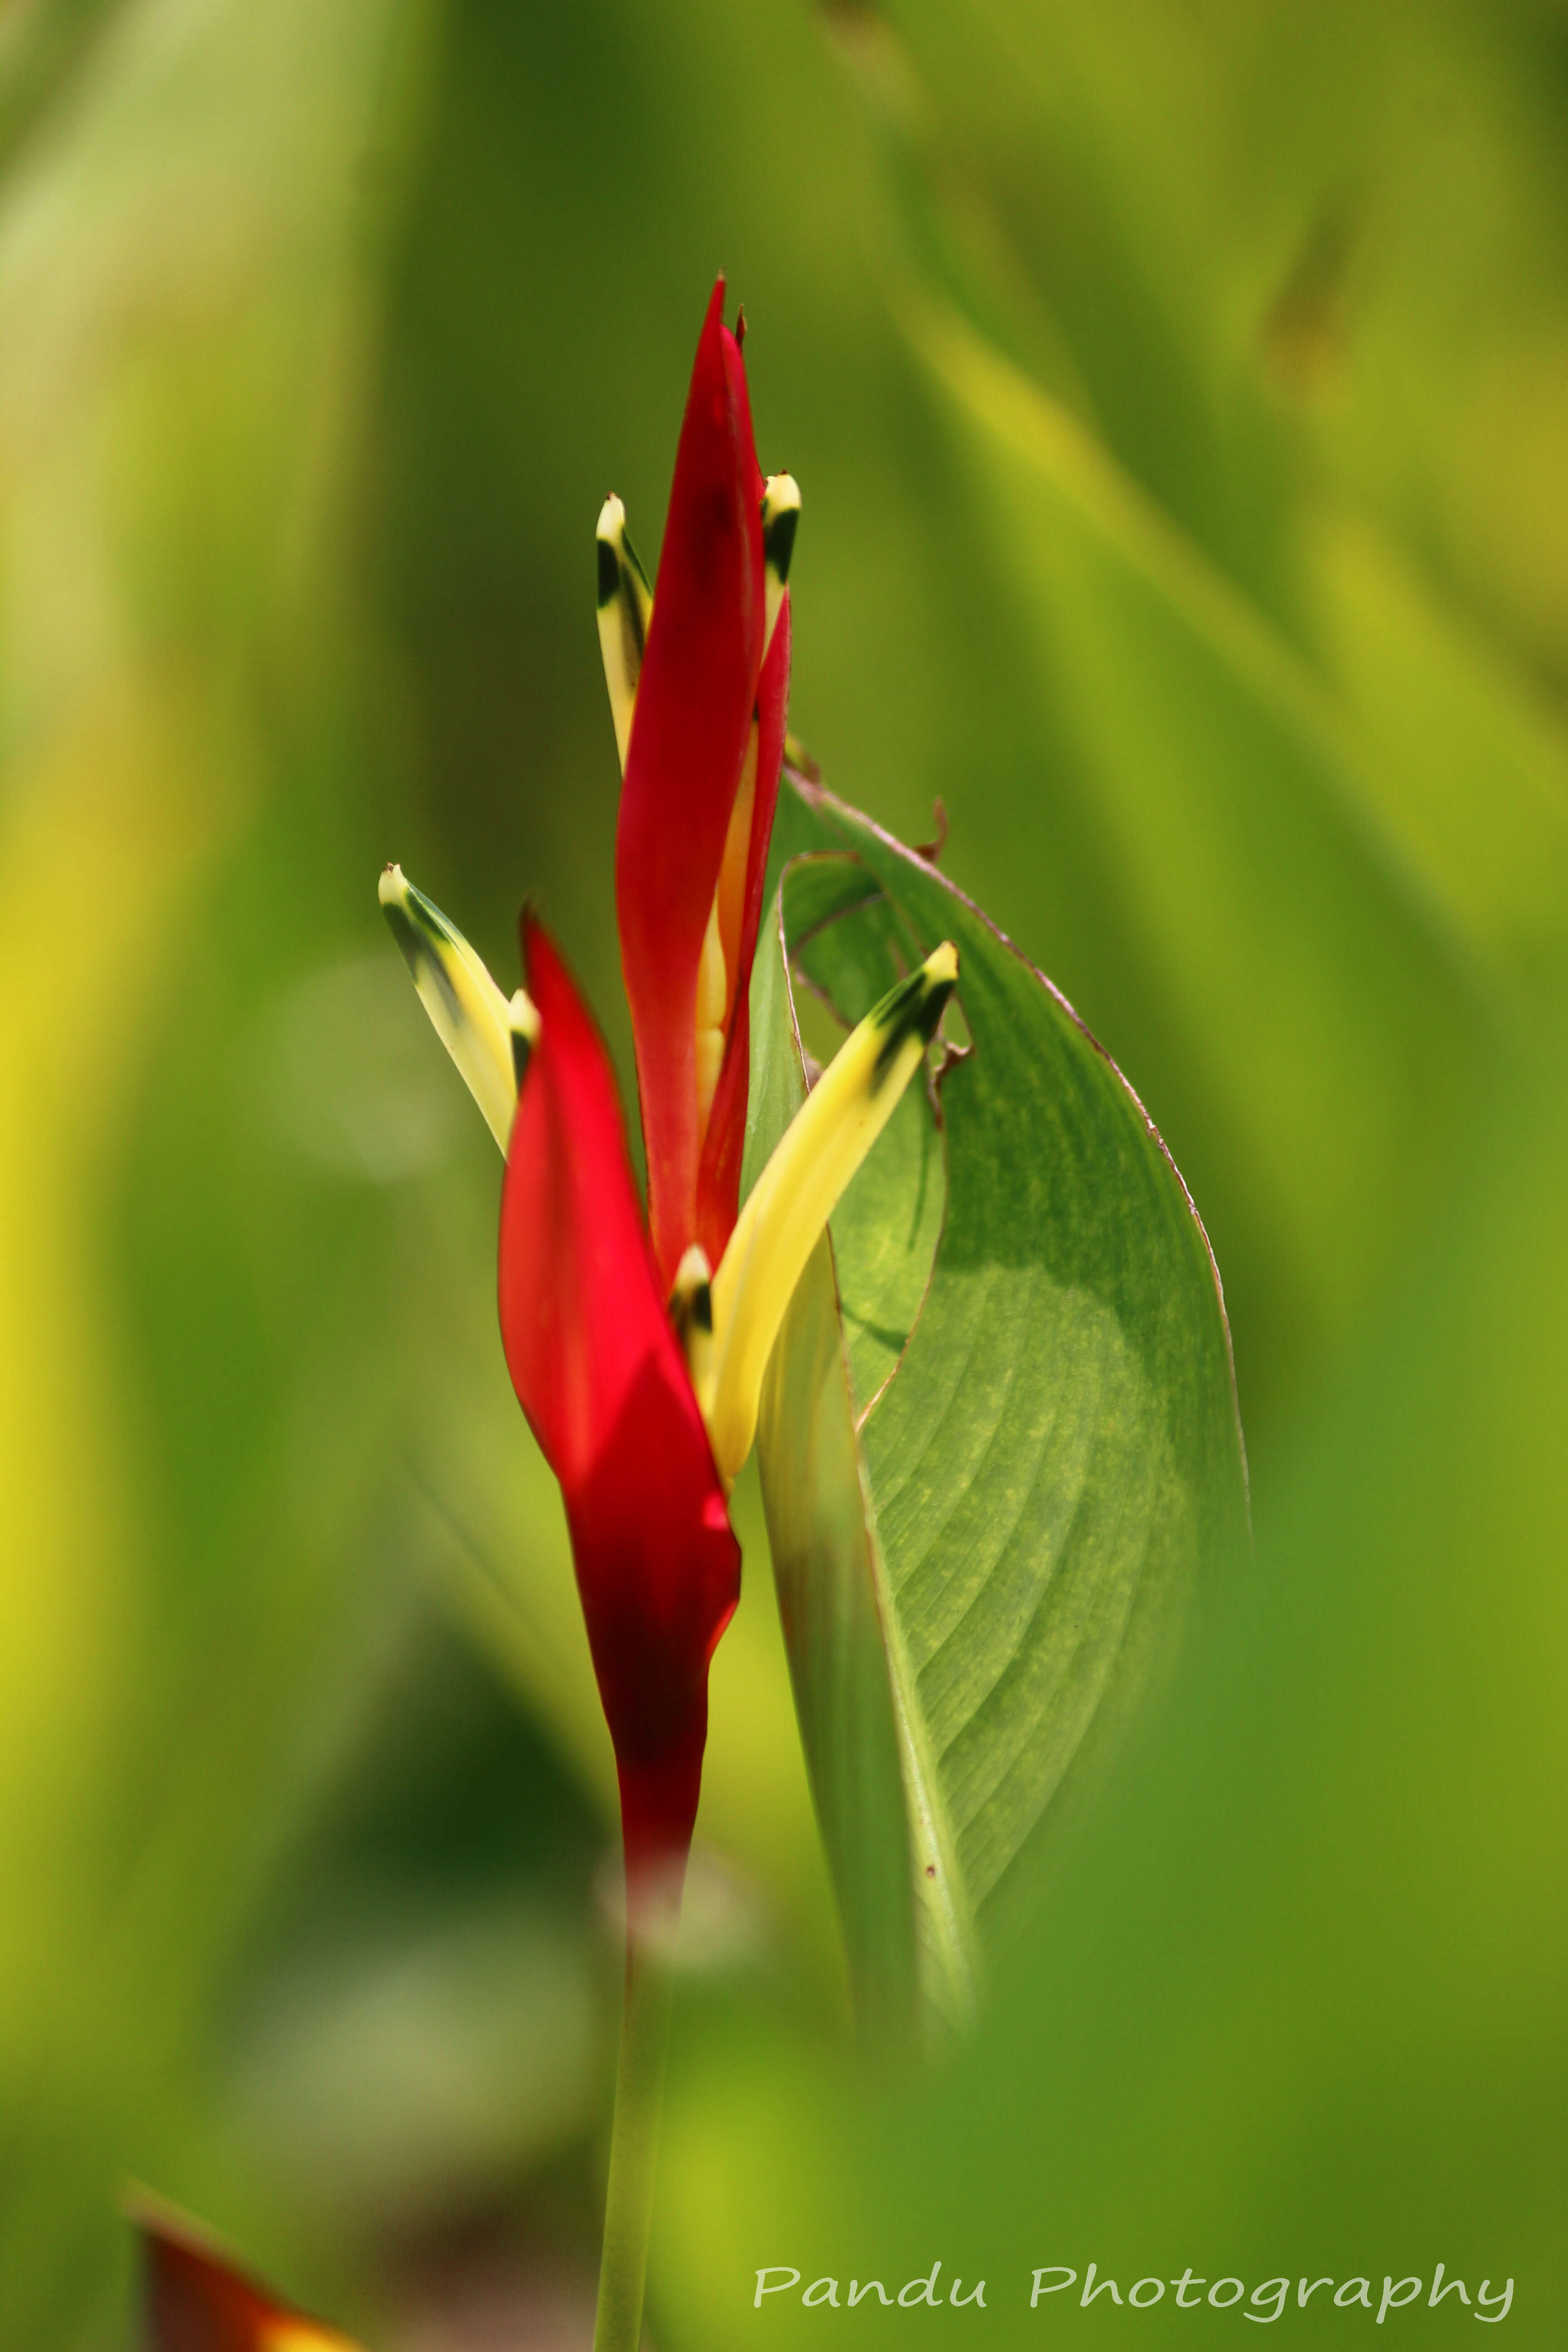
left=138, top=2209, right=362, bottom=2351
left=602, top=275, right=801, bottom=1293
left=377, top=288, right=954, bottom=2352
left=378, top=871, right=957, bottom=1893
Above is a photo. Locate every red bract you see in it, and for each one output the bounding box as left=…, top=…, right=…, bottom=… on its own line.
left=498, top=914, right=740, bottom=1893
left=615, top=276, right=792, bottom=1291
left=142, top=2215, right=358, bottom=2350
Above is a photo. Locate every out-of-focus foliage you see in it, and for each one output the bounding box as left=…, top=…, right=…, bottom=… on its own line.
left=825, top=0, right=1568, bottom=1423
left=0, top=0, right=1563, bottom=2342
left=658, top=1014, right=1568, bottom=2345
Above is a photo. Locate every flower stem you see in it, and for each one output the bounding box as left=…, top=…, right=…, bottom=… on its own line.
left=593, top=1925, right=676, bottom=2352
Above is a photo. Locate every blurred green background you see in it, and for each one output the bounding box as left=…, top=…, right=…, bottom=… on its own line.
left=1, top=0, right=1564, bottom=2342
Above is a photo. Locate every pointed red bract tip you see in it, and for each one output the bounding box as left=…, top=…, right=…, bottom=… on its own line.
left=499, top=914, right=740, bottom=1885
left=140, top=2211, right=359, bottom=2350
left=615, top=279, right=768, bottom=1292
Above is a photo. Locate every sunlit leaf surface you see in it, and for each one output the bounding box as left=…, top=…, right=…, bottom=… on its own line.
left=750, top=776, right=1249, bottom=2021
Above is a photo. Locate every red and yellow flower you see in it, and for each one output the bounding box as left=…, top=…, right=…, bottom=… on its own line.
left=380, top=281, right=956, bottom=1901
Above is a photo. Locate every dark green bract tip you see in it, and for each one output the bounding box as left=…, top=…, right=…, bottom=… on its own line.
left=381, top=892, right=425, bottom=976
left=764, top=501, right=799, bottom=585
left=596, top=534, right=619, bottom=608
left=871, top=967, right=956, bottom=1087
left=382, top=889, right=462, bottom=1023
left=669, top=1271, right=714, bottom=1346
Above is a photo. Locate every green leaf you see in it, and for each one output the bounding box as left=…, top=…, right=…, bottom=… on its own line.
left=749, top=775, right=1250, bottom=2027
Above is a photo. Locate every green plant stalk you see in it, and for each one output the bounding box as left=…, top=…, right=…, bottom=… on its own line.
left=593, top=1925, right=676, bottom=2352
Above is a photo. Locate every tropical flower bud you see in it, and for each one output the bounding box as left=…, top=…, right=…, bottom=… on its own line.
left=378, top=292, right=959, bottom=1901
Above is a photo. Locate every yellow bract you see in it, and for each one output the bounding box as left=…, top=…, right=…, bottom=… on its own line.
left=377, top=864, right=535, bottom=1152
left=595, top=493, right=654, bottom=772
left=762, top=472, right=800, bottom=657
left=704, top=941, right=958, bottom=1482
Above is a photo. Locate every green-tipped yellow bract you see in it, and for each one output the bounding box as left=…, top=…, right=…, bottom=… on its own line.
left=378, top=863, right=527, bottom=1153
left=762, top=472, right=800, bottom=655
left=705, top=939, right=958, bottom=1481
left=596, top=494, right=655, bottom=771
left=669, top=1242, right=716, bottom=1414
